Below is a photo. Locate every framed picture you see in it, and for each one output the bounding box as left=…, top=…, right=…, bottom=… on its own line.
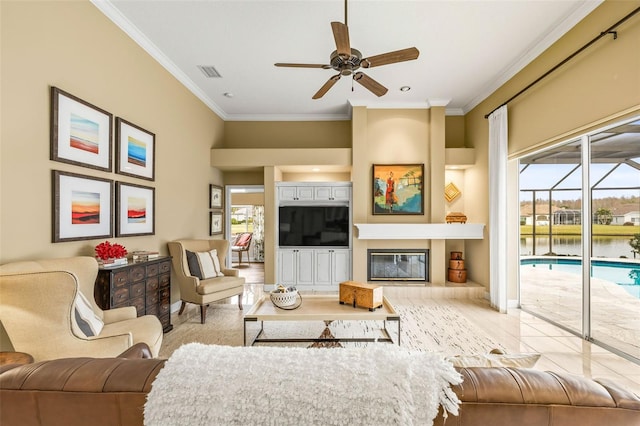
left=210, top=211, right=223, bottom=235
left=372, top=163, right=424, bottom=215
left=50, top=87, right=113, bottom=171
left=52, top=170, right=113, bottom=242
left=116, top=117, right=155, bottom=181
left=116, top=182, right=155, bottom=237
left=209, top=184, right=223, bottom=209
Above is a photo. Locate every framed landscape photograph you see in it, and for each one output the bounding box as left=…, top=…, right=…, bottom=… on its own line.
left=210, top=211, right=223, bottom=235
left=50, top=87, right=113, bottom=171
left=116, top=182, right=155, bottom=237
left=116, top=117, right=155, bottom=181
left=372, top=163, right=424, bottom=215
left=52, top=170, right=113, bottom=242
left=209, top=184, right=223, bottom=209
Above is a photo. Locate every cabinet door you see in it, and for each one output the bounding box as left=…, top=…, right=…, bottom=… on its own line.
left=331, top=186, right=351, bottom=201
left=313, top=186, right=332, bottom=200
left=277, top=250, right=297, bottom=286
left=331, top=249, right=351, bottom=284
left=296, top=186, right=314, bottom=201
left=278, top=186, right=297, bottom=201
left=314, top=250, right=332, bottom=285
left=296, top=249, right=315, bottom=285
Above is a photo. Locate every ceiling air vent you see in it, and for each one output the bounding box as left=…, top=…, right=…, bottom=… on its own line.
left=197, top=65, right=221, bottom=78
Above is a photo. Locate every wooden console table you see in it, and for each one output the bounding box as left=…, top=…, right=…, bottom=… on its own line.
left=94, top=257, right=173, bottom=333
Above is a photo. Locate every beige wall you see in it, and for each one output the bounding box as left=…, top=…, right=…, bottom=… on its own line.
left=230, top=192, right=265, bottom=206
left=463, top=0, right=640, bottom=296
left=224, top=121, right=351, bottom=148
left=0, top=0, right=225, bottom=318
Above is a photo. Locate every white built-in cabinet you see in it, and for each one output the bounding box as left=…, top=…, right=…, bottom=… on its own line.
left=276, top=182, right=352, bottom=291
left=278, top=248, right=351, bottom=288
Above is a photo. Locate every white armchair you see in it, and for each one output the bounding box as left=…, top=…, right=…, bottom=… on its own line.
left=0, top=256, right=163, bottom=361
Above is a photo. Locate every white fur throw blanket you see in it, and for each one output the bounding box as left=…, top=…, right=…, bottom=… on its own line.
left=144, top=343, right=461, bottom=426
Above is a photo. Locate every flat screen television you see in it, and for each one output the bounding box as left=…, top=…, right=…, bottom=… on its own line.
left=279, top=205, right=350, bottom=247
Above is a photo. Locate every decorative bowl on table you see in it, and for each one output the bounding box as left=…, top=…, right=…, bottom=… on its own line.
left=270, top=285, right=298, bottom=308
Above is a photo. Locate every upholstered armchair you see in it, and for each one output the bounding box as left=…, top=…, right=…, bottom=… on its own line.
left=167, top=239, right=245, bottom=324
left=0, top=257, right=163, bottom=361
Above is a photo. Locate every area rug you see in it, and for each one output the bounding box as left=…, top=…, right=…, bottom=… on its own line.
left=146, top=343, right=462, bottom=426
left=159, top=302, right=505, bottom=358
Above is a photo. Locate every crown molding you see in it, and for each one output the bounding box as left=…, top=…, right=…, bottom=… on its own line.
left=90, top=0, right=228, bottom=120
left=224, top=113, right=351, bottom=122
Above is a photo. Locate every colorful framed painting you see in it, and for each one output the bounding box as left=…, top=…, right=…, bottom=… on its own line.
left=209, top=184, right=223, bottom=209
left=50, top=87, right=113, bottom=171
left=116, top=182, right=155, bottom=237
left=372, top=163, right=424, bottom=215
left=115, top=117, right=155, bottom=181
left=52, top=170, right=113, bottom=242
left=210, top=211, right=223, bottom=236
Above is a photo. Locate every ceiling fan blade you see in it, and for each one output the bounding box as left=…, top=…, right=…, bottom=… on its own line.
left=353, top=72, right=388, bottom=97
left=312, top=74, right=341, bottom=99
left=275, top=63, right=332, bottom=69
left=331, top=22, right=351, bottom=58
left=361, top=47, right=420, bottom=68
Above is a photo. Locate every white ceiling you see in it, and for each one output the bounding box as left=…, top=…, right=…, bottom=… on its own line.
left=94, top=0, right=602, bottom=121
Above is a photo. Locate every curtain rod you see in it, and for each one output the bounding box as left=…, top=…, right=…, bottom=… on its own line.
left=484, top=6, right=640, bottom=119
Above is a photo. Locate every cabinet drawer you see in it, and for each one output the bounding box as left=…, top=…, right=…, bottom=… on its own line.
left=113, top=271, right=129, bottom=287
left=130, top=296, right=145, bottom=317
left=146, top=263, right=159, bottom=277
left=146, top=303, right=158, bottom=316
left=112, top=287, right=129, bottom=305
left=159, top=261, right=171, bottom=274
left=159, top=300, right=170, bottom=316
left=159, top=287, right=170, bottom=299
left=146, top=291, right=159, bottom=306
left=131, top=281, right=145, bottom=298
left=146, top=277, right=159, bottom=292
left=130, top=266, right=146, bottom=282
left=159, top=274, right=170, bottom=287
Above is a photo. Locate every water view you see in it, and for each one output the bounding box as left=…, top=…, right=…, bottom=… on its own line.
left=520, top=235, right=637, bottom=259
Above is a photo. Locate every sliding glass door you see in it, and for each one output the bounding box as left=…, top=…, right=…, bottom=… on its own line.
left=519, top=117, right=640, bottom=361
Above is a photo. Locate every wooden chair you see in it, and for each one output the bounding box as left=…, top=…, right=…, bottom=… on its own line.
left=232, top=232, right=253, bottom=266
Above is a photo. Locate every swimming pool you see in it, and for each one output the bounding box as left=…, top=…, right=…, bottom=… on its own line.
left=520, top=257, right=640, bottom=298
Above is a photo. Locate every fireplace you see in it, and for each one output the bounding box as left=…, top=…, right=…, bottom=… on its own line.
left=367, top=249, right=429, bottom=282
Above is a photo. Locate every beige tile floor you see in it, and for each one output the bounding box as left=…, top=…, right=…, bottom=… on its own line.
left=236, top=263, right=640, bottom=394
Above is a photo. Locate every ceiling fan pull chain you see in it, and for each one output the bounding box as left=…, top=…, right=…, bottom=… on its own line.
left=351, top=76, right=354, bottom=92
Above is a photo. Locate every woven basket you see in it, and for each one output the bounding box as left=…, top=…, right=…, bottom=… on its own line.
left=270, top=290, right=298, bottom=308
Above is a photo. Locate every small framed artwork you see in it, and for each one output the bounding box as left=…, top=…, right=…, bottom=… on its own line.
left=372, top=163, right=424, bottom=215
left=50, top=87, right=113, bottom=171
left=210, top=211, right=223, bottom=235
left=52, top=170, right=113, bottom=242
left=115, top=117, right=155, bottom=181
left=209, top=184, right=223, bottom=209
left=116, top=182, right=155, bottom=237
left=444, top=182, right=461, bottom=202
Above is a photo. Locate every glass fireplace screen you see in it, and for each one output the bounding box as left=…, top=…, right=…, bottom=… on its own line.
left=367, top=249, right=429, bottom=281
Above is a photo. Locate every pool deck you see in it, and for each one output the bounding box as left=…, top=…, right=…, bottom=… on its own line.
left=520, top=261, right=640, bottom=360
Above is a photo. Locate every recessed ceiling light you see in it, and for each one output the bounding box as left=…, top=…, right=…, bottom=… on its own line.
left=400, top=86, right=411, bottom=92
left=223, top=92, right=234, bottom=98
left=312, top=167, right=320, bottom=172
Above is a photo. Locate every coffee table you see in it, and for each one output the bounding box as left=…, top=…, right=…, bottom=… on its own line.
left=243, top=294, right=400, bottom=346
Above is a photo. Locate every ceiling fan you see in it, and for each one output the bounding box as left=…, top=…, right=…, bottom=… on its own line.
left=275, top=0, right=419, bottom=99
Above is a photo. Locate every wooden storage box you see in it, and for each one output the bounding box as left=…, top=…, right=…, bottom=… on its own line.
left=339, top=281, right=383, bottom=311
left=448, top=268, right=468, bottom=283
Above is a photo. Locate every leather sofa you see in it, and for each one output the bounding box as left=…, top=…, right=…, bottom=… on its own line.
left=1, top=344, right=638, bottom=426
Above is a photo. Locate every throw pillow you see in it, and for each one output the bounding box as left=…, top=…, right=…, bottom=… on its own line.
left=186, top=249, right=224, bottom=280
left=447, top=351, right=541, bottom=368
left=74, top=291, right=104, bottom=337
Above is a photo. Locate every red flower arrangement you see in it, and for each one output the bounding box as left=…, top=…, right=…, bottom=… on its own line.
left=95, top=241, right=128, bottom=261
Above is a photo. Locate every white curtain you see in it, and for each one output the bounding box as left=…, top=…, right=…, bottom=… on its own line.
left=488, top=105, right=508, bottom=313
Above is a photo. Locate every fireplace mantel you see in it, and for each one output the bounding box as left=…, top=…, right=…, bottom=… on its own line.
left=354, top=223, right=485, bottom=240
